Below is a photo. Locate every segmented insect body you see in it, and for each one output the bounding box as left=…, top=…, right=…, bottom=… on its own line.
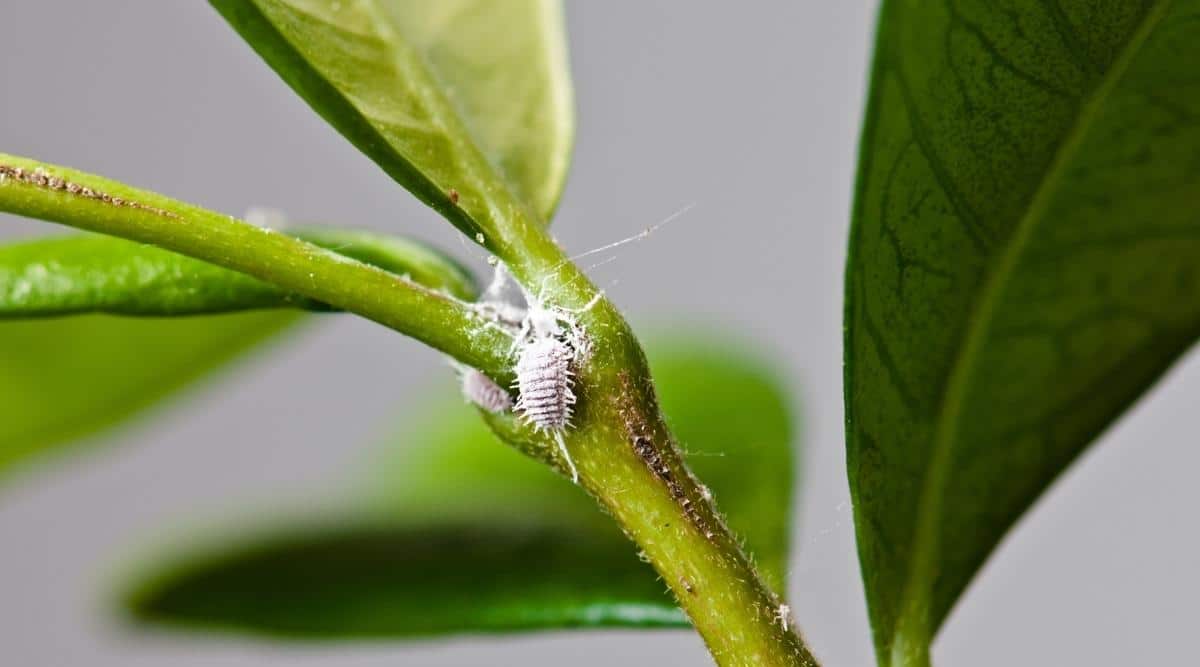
left=514, top=336, right=576, bottom=431
left=514, top=335, right=581, bottom=483
left=472, top=264, right=599, bottom=483
left=460, top=368, right=513, bottom=414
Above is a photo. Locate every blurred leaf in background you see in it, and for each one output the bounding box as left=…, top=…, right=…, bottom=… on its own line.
left=124, top=335, right=799, bottom=638
left=0, top=227, right=473, bottom=481
left=0, top=311, right=298, bottom=480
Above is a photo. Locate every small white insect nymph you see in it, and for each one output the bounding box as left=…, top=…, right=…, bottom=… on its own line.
left=460, top=368, right=513, bottom=414
left=471, top=264, right=604, bottom=484
left=514, top=336, right=577, bottom=430
left=514, top=335, right=580, bottom=482
left=775, top=603, right=793, bottom=632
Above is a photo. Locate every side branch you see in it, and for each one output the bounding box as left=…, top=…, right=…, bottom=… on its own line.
left=0, top=153, right=511, bottom=379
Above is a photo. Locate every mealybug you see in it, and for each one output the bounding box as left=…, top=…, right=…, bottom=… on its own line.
left=514, top=336, right=577, bottom=430
left=461, top=368, right=513, bottom=414
left=775, top=603, right=793, bottom=632
left=471, top=264, right=604, bottom=484
left=514, top=336, right=580, bottom=482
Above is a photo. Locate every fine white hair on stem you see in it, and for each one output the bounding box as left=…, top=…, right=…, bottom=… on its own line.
left=481, top=263, right=527, bottom=308
left=567, top=202, right=696, bottom=263
left=483, top=263, right=513, bottom=301
left=775, top=604, right=793, bottom=632
left=583, top=254, right=621, bottom=274
left=243, top=206, right=289, bottom=230
left=523, top=202, right=697, bottom=300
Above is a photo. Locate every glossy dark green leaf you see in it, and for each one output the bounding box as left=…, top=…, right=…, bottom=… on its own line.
left=124, top=336, right=797, bottom=638
left=0, top=229, right=475, bottom=317
left=0, top=312, right=298, bottom=478
left=846, top=2, right=1200, bottom=664
left=211, top=0, right=574, bottom=238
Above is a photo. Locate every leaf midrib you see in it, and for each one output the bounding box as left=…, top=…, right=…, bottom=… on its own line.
left=890, top=0, right=1174, bottom=659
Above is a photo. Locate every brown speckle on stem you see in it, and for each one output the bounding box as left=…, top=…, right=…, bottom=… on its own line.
left=617, top=371, right=715, bottom=541
left=0, top=163, right=177, bottom=219
left=681, top=577, right=696, bottom=595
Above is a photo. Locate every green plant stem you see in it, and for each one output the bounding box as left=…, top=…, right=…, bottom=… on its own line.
left=484, top=322, right=818, bottom=666
left=481, top=199, right=819, bottom=665
left=0, top=153, right=511, bottom=379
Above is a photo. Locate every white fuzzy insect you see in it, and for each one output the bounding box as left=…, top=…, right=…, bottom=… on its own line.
left=514, top=325, right=583, bottom=483
left=775, top=603, right=793, bottom=632
left=514, top=336, right=577, bottom=430
left=464, top=206, right=694, bottom=483
left=472, top=265, right=600, bottom=483
left=460, top=368, right=513, bottom=413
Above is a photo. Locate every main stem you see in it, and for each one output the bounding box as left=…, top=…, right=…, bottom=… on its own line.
left=488, top=289, right=817, bottom=665
left=491, top=224, right=819, bottom=666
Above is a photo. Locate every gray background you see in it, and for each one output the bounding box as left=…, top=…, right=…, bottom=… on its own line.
left=1, top=2, right=1197, bottom=665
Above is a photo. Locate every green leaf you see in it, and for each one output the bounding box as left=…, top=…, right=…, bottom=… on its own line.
left=0, top=312, right=298, bottom=479
left=0, top=229, right=475, bottom=318
left=210, top=0, right=574, bottom=241
left=0, top=224, right=472, bottom=479
left=0, top=235, right=302, bottom=316
left=845, top=2, right=1200, bottom=664
left=123, top=336, right=797, bottom=638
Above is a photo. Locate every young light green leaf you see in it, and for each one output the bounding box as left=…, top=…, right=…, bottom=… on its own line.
left=0, top=222, right=472, bottom=480
left=0, top=312, right=298, bottom=480
left=846, top=2, right=1200, bottom=664
left=0, top=235, right=301, bottom=316
left=0, top=230, right=475, bottom=318
left=123, top=336, right=797, bottom=637
left=210, top=0, right=574, bottom=243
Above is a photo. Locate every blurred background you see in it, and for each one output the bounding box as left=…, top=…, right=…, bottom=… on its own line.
left=1, top=2, right=1197, bottom=665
